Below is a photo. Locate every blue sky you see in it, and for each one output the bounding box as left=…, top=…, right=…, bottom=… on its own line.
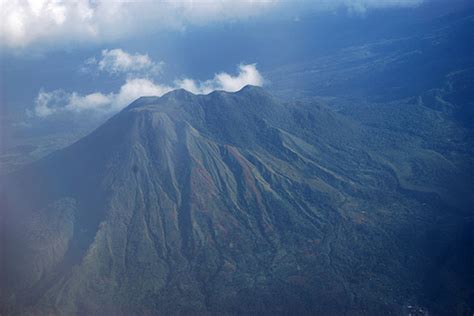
left=0, top=0, right=471, bottom=124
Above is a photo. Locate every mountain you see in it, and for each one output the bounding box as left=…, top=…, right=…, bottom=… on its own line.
left=1, top=86, right=473, bottom=315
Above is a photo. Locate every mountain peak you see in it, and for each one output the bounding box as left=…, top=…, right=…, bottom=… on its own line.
left=209, top=85, right=267, bottom=97
left=162, top=88, right=196, bottom=99
left=235, top=85, right=273, bottom=100
left=238, top=84, right=265, bottom=93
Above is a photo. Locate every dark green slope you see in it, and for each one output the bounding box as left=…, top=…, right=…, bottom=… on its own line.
left=1, top=86, right=472, bottom=315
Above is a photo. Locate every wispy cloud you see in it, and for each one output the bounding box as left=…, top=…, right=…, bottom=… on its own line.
left=340, top=0, right=425, bottom=14
left=84, top=49, right=164, bottom=76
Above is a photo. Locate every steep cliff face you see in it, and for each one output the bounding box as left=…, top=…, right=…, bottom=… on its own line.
left=1, top=86, right=472, bottom=315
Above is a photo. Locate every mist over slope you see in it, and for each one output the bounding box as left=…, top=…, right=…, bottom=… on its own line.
left=1, top=86, right=472, bottom=315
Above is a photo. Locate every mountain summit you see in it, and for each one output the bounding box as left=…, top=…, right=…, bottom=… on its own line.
left=1, top=87, right=472, bottom=315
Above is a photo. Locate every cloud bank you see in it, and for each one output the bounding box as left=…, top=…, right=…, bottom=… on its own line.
left=32, top=61, right=264, bottom=118
left=1, top=0, right=424, bottom=50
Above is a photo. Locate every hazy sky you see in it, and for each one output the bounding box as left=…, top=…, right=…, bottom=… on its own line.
left=0, top=0, right=470, bottom=124
left=1, top=0, right=425, bottom=50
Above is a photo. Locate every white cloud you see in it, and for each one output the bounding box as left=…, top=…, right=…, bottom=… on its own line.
left=81, top=49, right=163, bottom=77
left=0, top=0, right=424, bottom=50
left=1, top=0, right=97, bottom=48
left=115, top=78, right=172, bottom=108
left=90, top=49, right=164, bottom=75
left=68, top=92, right=112, bottom=111
left=32, top=63, right=263, bottom=117
left=32, top=89, right=113, bottom=117
left=33, top=90, right=65, bottom=118
left=175, top=64, right=264, bottom=94
left=215, top=63, right=264, bottom=92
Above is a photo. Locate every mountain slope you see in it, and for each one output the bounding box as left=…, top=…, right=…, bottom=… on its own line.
left=1, top=86, right=472, bottom=315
